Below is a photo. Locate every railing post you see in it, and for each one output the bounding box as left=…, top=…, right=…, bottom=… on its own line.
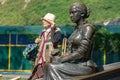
left=103, top=49, right=106, bottom=65
left=8, top=33, right=11, bottom=71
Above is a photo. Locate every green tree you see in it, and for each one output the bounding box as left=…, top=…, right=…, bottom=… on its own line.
left=94, top=25, right=120, bottom=65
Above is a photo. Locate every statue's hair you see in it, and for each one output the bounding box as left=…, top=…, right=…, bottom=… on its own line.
left=70, top=2, right=90, bottom=18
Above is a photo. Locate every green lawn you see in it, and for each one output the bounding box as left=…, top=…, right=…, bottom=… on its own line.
left=0, top=0, right=120, bottom=26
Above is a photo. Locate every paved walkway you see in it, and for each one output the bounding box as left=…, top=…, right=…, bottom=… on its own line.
left=0, top=72, right=31, bottom=79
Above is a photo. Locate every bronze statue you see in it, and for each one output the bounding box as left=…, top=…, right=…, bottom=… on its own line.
left=43, top=2, right=97, bottom=80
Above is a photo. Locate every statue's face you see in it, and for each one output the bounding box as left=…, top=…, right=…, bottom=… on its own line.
left=69, top=5, right=81, bottom=23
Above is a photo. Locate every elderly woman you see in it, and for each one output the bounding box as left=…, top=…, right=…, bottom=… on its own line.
left=43, top=2, right=97, bottom=80
left=28, top=13, right=61, bottom=80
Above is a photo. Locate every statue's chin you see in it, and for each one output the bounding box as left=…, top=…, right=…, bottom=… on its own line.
left=71, top=20, right=75, bottom=23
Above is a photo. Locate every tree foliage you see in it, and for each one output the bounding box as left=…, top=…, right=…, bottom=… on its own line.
left=94, top=25, right=120, bottom=54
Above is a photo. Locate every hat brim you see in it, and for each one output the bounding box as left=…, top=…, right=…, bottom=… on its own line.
left=41, top=18, right=54, bottom=24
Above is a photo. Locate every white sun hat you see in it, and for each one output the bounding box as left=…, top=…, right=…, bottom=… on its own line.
left=42, top=13, right=55, bottom=23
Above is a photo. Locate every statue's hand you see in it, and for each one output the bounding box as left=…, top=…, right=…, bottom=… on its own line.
left=52, top=56, right=62, bottom=64
left=51, top=53, right=71, bottom=64
left=51, top=49, right=61, bottom=56
left=60, top=56, right=69, bottom=63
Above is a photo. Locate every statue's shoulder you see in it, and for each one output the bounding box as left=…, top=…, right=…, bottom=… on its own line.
left=83, top=23, right=95, bottom=31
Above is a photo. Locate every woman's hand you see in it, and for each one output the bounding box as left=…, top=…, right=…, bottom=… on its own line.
left=35, top=38, right=41, bottom=44
left=49, top=21, right=55, bottom=28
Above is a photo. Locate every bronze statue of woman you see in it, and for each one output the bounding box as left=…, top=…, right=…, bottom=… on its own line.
left=43, top=2, right=97, bottom=80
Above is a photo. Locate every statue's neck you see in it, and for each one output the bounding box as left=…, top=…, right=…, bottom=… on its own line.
left=77, top=18, right=84, bottom=26
left=76, top=19, right=85, bottom=27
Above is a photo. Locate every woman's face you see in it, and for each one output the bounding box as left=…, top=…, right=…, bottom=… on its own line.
left=42, top=20, right=51, bottom=29
left=69, top=5, right=81, bottom=23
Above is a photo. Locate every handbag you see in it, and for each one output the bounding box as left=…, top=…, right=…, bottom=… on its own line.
left=23, top=44, right=38, bottom=61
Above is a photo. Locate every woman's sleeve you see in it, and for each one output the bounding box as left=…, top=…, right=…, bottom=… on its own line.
left=50, top=27, right=61, bottom=44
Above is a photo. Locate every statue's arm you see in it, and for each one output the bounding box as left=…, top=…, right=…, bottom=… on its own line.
left=61, top=25, right=95, bottom=63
